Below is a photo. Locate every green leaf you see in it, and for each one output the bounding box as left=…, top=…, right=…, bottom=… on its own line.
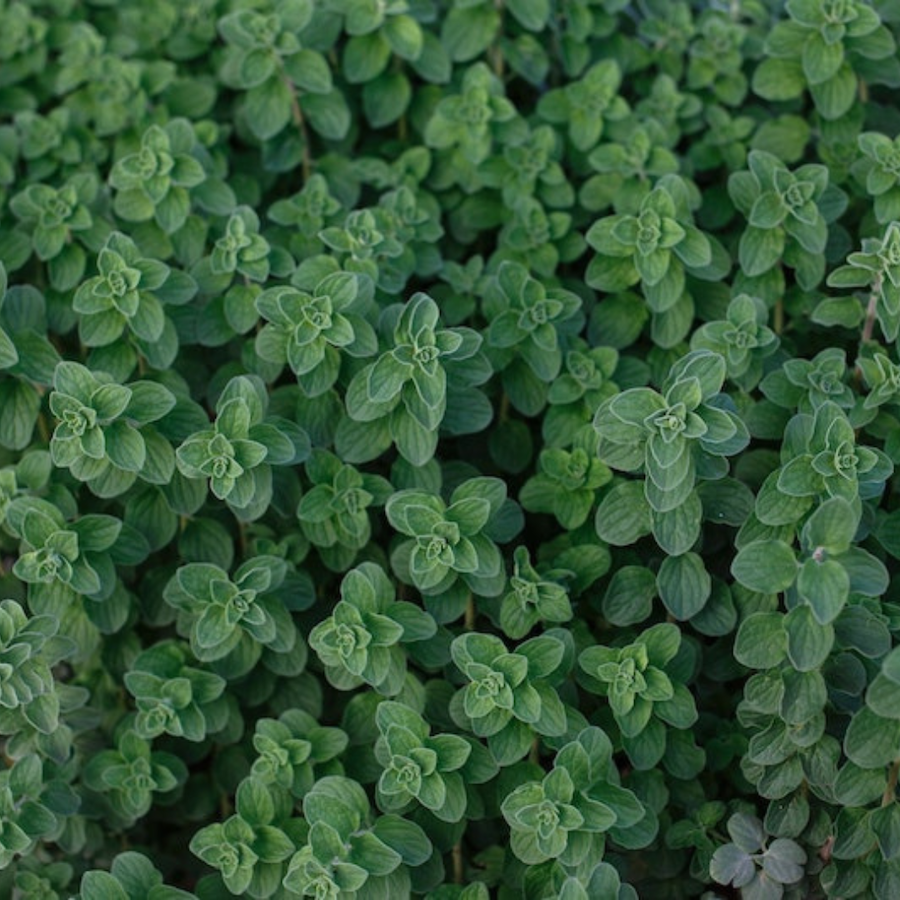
left=285, top=49, right=332, bottom=94
left=809, top=64, right=857, bottom=120
left=0, top=380, right=40, bottom=450
left=371, top=815, right=433, bottom=866
left=845, top=707, right=900, bottom=769
left=244, top=77, right=292, bottom=141
left=506, top=0, right=550, bottom=31
left=343, top=33, right=391, bottom=84
left=656, top=552, right=710, bottom=620
left=363, top=71, right=412, bottom=128
left=752, top=58, right=806, bottom=101
left=300, top=90, right=352, bottom=141
left=802, top=31, right=844, bottom=85
left=796, top=558, right=849, bottom=624
left=739, top=225, right=785, bottom=277
left=785, top=605, right=833, bottom=672
left=105, top=422, right=147, bottom=473
left=734, top=613, right=787, bottom=669
left=602, top=566, right=656, bottom=627
left=731, top=541, right=797, bottom=593
left=594, top=481, right=652, bottom=545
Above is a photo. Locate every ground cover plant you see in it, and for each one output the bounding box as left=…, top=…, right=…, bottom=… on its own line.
left=5, top=0, right=900, bottom=897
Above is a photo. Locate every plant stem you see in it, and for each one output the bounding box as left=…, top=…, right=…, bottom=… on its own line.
left=283, top=74, right=312, bottom=181
left=884, top=759, right=899, bottom=806
left=861, top=272, right=883, bottom=347
left=452, top=841, right=464, bottom=883
left=36, top=413, right=51, bottom=444
left=855, top=272, right=883, bottom=388
left=774, top=298, right=784, bottom=335
left=490, top=0, right=505, bottom=78
left=529, top=736, right=540, bottom=765
left=465, top=593, right=476, bottom=630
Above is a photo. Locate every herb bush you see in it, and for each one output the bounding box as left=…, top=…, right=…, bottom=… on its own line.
left=6, top=0, right=900, bottom=897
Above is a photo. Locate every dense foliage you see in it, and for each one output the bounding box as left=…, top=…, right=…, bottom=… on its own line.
left=4, top=0, right=900, bottom=897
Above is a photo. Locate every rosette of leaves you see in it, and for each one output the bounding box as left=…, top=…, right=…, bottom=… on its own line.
left=502, top=727, right=646, bottom=868
left=534, top=863, right=638, bottom=900
left=308, top=561, right=436, bottom=696
left=710, top=812, right=806, bottom=899
left=267, top=173, right=343, bottom=258
left=0, top=0, right=47, bottom=87
left=858, top=350, right=900, bottom=408
left=0, top=599, right=71, bottom=737
left=108, top=120, right=207, bottom=233
left=375, top=185, right=446, bottom=291
left=733, top=497, right=889, bottom=635
left=0, top=264, right=19, bottom=374
left=282, top=775, right=432, bottom=898
left=385, top=477, right=506, bottom=598
left=484, top=261, right=583, bottom=414
left=478, top=124, right=574, bottom=211
left=373, top=700, right=470, bottom=823
left=578, top=623, right=698, bottom=766
left=190, top=777, right=295, bottom=896
left=82, top=729, right=187, bottom=827
left=728, top=150, right=833, bottom=290
left=771, top=400, right=892, bottom=503
left=537, top=59, right=629, bottom=152
left=502, top=768, right=604, bottom=867
left=690, top=294, right=779, bottom=389
left=854, top=131, right=900, bottom=223
left=198, top=206, right=273, bottom=293
left=8, top=497, right=122, bottom=604
left=337, top=0, right=423, bottom=84
left=666, top=801, right=729, bottom=884
left=319, top=206, right=405, bottom=291
left=162, top=555, right=298, bottom=675
left=753, top=0, right=896, bottom=121
left=48, top=360, right=177, bottom=498
left=688, top=105, right=756, bottom=174
left=449, top=631, right=568, bottom=764
left=493, top=196, right=580, bottom=280
left=543, top=344, right=620, bottom=450
left=11, top=108, right=78, bottom=182
left=255, top=271, right=378, bottom=397
left=342, top=292, right=484, bottom=466
left=123, top=639, right=228, bottom=742
left=634, top=73, right=704, bottom=153
left=423, top=62, right=517, bottom=174
left=14, top=858, right=73, bottom=900
left=586, top=178, right=725, bottom=344
left=76, top=852, right=196, bottom=900
left=581, top=124, right=679, bottom=214
left=760, top=347, right=855, bottom=414
left=8, top=172, right=95, bottom=290
left=825, top=220, right=900, bottom=340
left=250, top=709, right=349, bottom=799
left=51, top=23, right=149, bottom=138
left=499, top=546, right=572, bottom=640
left=593, top=350, right=749, bottom=513
left=686, top=9, right=749, bottom=105
left=519, top=442, right=612, bottom=530
left=216, top=0, right=340, bottom=142
left=296, top=450, right=392, bottom=572
left=175, top=375, right=308, bottom=520
left=0, top=756, right=61, bottom=869
left=72, top=231, right=190, bottom=353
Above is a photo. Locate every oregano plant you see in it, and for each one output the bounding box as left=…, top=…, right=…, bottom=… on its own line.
left=2, top=2, right=900, bottom=899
